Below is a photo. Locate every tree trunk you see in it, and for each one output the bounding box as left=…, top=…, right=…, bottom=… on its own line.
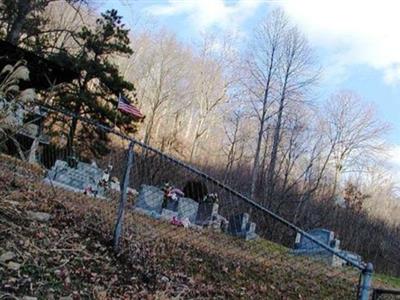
left=67, top=116, right=78, bottom=157
left=143, top=112, right=155, bottom=145
left=67, top=103, right=81, bottom=157
left=331, top=163, right=342, bottom=198
left=250, top=47, right=276, bottom=199
left=6, top=0, right=32, bottom=45
left=266, top=71, right=289, bottom=201
left=189, top=114, right=206, bottom=162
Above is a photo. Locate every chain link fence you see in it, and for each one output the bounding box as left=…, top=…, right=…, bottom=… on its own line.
left=0, top=104, right=376, bottom=299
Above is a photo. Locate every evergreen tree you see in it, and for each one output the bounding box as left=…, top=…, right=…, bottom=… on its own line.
left=0, top=1, right=140, bottom=157
left=50, top=9, right=139, bottom=157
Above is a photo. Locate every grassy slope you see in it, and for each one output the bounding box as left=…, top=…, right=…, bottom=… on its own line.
left=0, top=155, right=394, bottom=299
left=374, top=274, right=400, bottom=289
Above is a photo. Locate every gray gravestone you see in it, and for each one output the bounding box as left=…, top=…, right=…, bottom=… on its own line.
left=294, top=229, right=337, bottom=250
left=195, top=202, right=219, bottom=225
left=160, top=209, right=178, bottom=221
left=47, top=160, right=68, bottom=180
left=177, top=197, right=199, bottom=223
left=78, top=162, right=103, bottom=181
left=228, top=213, right=258, bottom=240
left=135, top=184, right=164, bottom=213
left=229, top=213, right=249, bottom=234
left=45, top=159, right=106, bottom=197
left=293, top=228, right=344, bottom=266
left=165, top=198, right=179, bottom=211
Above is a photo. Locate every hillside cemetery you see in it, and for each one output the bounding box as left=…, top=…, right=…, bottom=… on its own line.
left=41, top=156, right=364, bottom=268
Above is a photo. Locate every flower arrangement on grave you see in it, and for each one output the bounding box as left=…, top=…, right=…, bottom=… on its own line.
left=161, top=182, right=184, bottom=209
left=99, top=165, right=113, bottom=188
left=83, top=185, right=98, bottom=197
left=170, top=216, right=190, bottom=228
left=202, top=193, right=219, bottom=204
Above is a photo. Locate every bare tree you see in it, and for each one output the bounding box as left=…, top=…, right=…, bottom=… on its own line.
left=323, top=91, right=389, bottom=197
left=222, top=108, right=250, bottom=183
left=245, top=9, right=288, bottom=199
left=127, top=31, right=189, bottom=146
left=265, top=23, right=319, bottom=200
left=188, top=34, right=234, bottom=162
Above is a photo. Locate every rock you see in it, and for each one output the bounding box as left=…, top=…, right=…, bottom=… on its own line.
left=0, top=251, right=16, bottom=262
left=160, top=275, right=170, bottom=283
left=23, top=297, right=38, bottom=300
left=7, top=261, right=21, bottom=271
left=27, top=211, right=52, bottom=222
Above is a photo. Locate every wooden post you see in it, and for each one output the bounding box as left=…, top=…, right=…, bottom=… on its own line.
left=113, top=141, right=135, bottom=251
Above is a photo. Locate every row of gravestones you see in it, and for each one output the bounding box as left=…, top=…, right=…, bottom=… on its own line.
left=134, top=184, right=258, bottom=241
left=293, top=228, right=363, bottom=267
left=44, top=162, right=259, bottom=241
left=43, top=160, right=362, bottom=265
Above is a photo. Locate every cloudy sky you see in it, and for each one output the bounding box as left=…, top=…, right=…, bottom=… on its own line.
left=102, top=0, right=400, bottom=175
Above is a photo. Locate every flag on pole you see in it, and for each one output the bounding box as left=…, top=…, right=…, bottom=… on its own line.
left=117, top=95, right=143, bottom=118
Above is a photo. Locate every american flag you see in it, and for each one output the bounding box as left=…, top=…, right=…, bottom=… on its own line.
left=117, top=95, right=143, bottom=118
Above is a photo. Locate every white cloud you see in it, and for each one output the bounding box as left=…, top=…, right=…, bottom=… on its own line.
left=145, top=0, right=263, bottom=32
left=280, top=0, right=400, bottom=84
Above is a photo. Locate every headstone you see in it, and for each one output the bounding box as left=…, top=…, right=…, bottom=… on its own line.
left=135, top=184, right=164, bottom=213
left=47, top=160, right=68, bottom=180
left=45, top=159, right=107, bottom=197
left=228, top=213, right=258, bottom=240
left=165, top=198, right=179, bottom=211
left=177, top=197, right=199, bottom=223
left=292, top=228, right=343, bottom=266
left=195, top=202, right=219, bottom=225
left=294, top=229, right=335, bottom=251
left=229, top=213, right=249, bottom=234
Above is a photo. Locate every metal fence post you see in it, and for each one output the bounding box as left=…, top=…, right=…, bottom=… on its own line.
left=359, top=263, right=374, bottom=300
left=113, top=141, right=135, bottom=251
